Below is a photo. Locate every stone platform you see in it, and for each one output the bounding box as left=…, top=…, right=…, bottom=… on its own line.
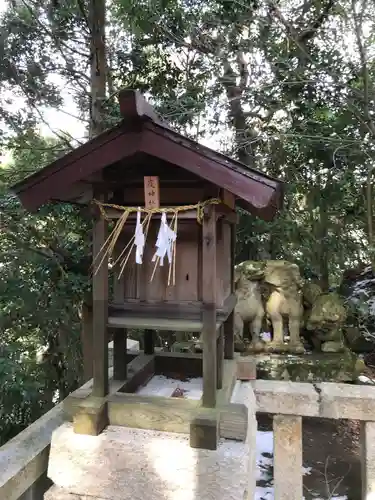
left=45, top=382, right=257, bottom=500
left=254, top=350, right=364, bottom=382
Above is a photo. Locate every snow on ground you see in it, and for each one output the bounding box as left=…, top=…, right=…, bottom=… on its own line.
left=137, top=376, right=348, bottom=500
left=137, top=375, right=203, bottom=400
left=255, top=430, right=347, bottom=500
left=358, top=374, right=375, bottom=385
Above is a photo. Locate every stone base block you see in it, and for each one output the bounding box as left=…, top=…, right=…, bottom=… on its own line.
left=73, top=397, right=108, bottom=436
left=219, top=403, right=248, bottom=441
left=190, top=412, right=218, bottom=450
left=237, top=357, right=257, bottom=380
left=48, top=412, right=256, bottom=500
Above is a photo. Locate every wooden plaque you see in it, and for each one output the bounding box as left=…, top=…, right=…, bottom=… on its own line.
left=144, top=176, right=160, bottom=209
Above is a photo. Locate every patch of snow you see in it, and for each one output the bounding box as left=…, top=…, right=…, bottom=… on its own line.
left=255, top=428, right=345, bottom=500
left=255, top=486, right=274, bottom=499
left=136, top=375, right=203, bottom=400
left=256, top=431, right=273, bottom=481
left=261, top=332, right=272, bottom=342
left=108, top=339, right=140, bottom=351
left=358, top=375, right=375, bottom=385
left=368, top=297, right=375, bottom=315
left=314, top=497, right=347, bottom=500
left=352, top=277, right=375, bottom=293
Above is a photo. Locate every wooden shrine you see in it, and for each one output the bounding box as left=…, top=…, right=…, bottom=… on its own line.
left=12, top=90, right=283, bottom=450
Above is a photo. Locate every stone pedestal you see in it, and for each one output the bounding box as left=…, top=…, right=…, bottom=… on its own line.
left=254, top=351, right=364, bottom=382
left=45, top=382, right=257, bottom=500
left=237, top=357, right=257, bottom=381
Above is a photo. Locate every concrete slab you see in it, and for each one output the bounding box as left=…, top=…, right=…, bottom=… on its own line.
left=48, top=424, right=249, bottom=500
left=45, top=485, right=91, bottom=499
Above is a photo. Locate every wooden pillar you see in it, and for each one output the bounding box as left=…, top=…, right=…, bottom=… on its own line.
left=224, top=312, right=235, bottom=360
left=74, top=204, right=109, bottom=436
left=113, top=259, right=127, bottom=381
left=217, top=325, right=224, bottom=389
left=113, top=330, right=127, bottom=380
left=81, top=293, right=93, bottom=382
left=202, top=204, right=217, bottom=408
left=230, top=221, right=236, bottom=293
left=224, top=221, right=236, bottom=359
left=92, top=208, right=109, bottom=398
left=144, top=329, right=155, bottom=354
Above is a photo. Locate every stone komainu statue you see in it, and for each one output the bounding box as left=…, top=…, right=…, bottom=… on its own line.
left=303, top=283, right=347, bottom=353
left=234, top=260, right=305, bottom=353
left=234, top=261, right=349, bottom=354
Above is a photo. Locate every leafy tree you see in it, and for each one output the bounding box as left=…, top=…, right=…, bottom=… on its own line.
left=111, top=0, right=373, bottom=285
left=0, top=131, right=91, bottom=443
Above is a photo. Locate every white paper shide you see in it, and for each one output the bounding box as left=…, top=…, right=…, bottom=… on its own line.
left=134, top=209, right=145, bottom=264
left=152, top=212, right=176, bottom=266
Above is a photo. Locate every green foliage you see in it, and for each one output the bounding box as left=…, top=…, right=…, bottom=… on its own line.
left=0, top=343, right=46, bottom=446
left=0, top=132, right=90, bottom=443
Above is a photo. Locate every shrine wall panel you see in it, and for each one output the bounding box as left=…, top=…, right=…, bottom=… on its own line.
left=114, top=220, right=200, bottom=303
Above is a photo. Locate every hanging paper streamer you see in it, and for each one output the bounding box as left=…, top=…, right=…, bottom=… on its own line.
left=134, top=209, right=145, bottom=264
left=152, top=213, right=176, bottom=266
left=91, top=197, right=221, bottom=283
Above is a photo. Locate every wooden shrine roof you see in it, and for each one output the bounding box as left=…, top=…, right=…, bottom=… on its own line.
left=11, top=89, right=284, bottom=221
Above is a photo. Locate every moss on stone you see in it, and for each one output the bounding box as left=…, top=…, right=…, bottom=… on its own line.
left=256, top=350, right=364, bottom=382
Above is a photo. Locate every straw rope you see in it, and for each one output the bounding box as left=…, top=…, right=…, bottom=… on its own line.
left=91, top=198, right=220, bottom=286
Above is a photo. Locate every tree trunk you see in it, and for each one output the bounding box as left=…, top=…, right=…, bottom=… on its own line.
left=80, top=0, right=107, bottom=381
left=366, top=166, right=375, bottom=271
left=318, top=199, right=330, bottom=291
left=89, top=0, right=107, bottom=138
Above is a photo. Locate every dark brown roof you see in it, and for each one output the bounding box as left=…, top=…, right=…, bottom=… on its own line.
left=11, top=89, right=284, bottom=221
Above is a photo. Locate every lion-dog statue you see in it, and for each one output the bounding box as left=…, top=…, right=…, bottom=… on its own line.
left=234, top=260, right=305, bottom=353
left=303, top=283, right=347, bottom=352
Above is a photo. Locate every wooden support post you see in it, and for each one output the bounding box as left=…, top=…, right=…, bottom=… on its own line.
left=144, top=329, right=155, bottom=355
left=92, top=206, right=109, bottom=399
left=230, top=221, right=236, bottom=295
left=273, top=415, right=303, bottom=500
left=81, top=293, right=93, bottom=382
left=113, top=330, right=127, bottom=380
left=217, top=325, right=224, bottom=389
left=76, top=203, right=109, bottom=436
left=224, top=220, right=236, bottom=359
left=202, top=204, right=217, bottom=408
left=113, top=259, right=127, bottom=381
left=224, top=312, right=235, bottom=360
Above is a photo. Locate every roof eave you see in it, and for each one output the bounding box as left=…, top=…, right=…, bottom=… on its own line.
left=237, top=183, right=284, bottom=221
